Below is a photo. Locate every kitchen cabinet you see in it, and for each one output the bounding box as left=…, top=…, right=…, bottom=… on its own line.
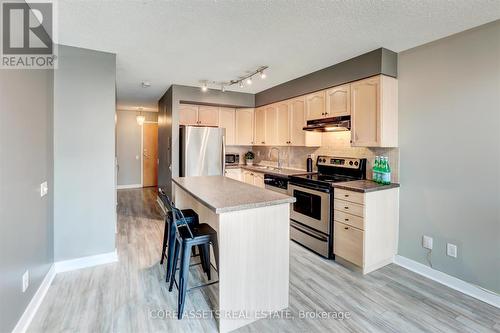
left=326, top=84, right=350, bottom=117
left=198, top=106, right=219, bottom=126
left=288, top=97, right=321, bottom=147
left=224, top=168, right=242, bottom=181
left=219, top=107, right=236, bottom=145
left=242, top=170, right=265, bottom=188
left=276, top=102, right=290, bottom=145
left=179, top=104, right=219, bottom=126
left=254, top=107, right=266, bottom=145
left=305, top=91, right=326, bottom=120
left=235, top=108, right=254, bottom=145
left=179, top=104, right=199, bottom=125
left=351, top=75, right=398, bottom=147
left=264, top=105, right=278, bottom=146
left=333, top=187, right=399, bottom=274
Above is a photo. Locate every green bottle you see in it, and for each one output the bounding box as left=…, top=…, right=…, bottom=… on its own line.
left=373, top=156, right=380, bottom=183
left=385, top=157, right=392, bottom=185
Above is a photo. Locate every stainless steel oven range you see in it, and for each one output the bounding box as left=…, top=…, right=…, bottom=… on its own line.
left=288, top=156, right=366, bottom=258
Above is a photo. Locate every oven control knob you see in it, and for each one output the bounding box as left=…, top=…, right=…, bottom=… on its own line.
left=354, top=161, right=359, bottom=166
left=349, top=161, right=353, bottom=166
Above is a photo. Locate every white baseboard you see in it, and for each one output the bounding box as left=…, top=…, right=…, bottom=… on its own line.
left=394, top=255, right=499, bottom=308
left=117, top=184, right=142, bottom=190
left=12, top=264, right=56, bottom=333
left=55, top=250, right=118, bottom=273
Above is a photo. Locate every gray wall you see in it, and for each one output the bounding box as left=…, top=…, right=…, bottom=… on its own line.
left=398, top=21, right=500, bottom=293
left=158, top=85, right=254, bottom=195
left=116, top=110, right=157, bottom=186
left=255, top=48, right=397, bottom=107
left=0, top=69, right=54, bottom=332
left=54, top=45, right=116, bottom=261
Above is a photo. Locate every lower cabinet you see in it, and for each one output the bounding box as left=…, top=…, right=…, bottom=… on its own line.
left=224, top=168, right=242, bottom=181
left=242, top=170, right=265, bottom=188
left=333, top=187, right=399, bottom=274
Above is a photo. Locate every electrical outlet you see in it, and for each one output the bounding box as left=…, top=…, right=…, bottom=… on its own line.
left=422, top=235, right=433, bottom=250
left=22, top=270, right=29, bottom=292
left=447, top=243, right=458, bottom=258
left=40, top=181, right=48, bottom=197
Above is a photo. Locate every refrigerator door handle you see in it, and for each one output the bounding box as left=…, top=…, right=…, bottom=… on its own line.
left=221, top=134, right=225, bottom=176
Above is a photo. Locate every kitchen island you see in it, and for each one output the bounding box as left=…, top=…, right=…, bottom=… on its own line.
left=172, top=176, right=295, bottom=333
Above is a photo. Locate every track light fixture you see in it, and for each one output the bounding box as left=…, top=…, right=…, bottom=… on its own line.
left=199, top=66, right=268, bottom=92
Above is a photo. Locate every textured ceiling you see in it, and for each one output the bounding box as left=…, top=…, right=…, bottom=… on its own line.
left=57, top=0, right=500, bottom=111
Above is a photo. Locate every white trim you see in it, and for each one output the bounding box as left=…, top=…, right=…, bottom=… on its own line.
left=116, top=184, right=142, bottom=190
left=54, top=250, right=118, bottom=273
left=12, top=265, right=56, bottom=333
left=141, top=123, right=144, bottom=187
left=394, top=255, right=500, bottom=308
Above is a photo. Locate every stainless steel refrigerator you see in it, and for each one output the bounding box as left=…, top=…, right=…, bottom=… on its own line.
left=179, top=126, right=225, bottom=177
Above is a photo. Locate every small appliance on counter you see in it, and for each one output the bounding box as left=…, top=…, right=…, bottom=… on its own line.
left=225, top=153, right=240, bottom=166
left=288, top=156, right=367, bottom=258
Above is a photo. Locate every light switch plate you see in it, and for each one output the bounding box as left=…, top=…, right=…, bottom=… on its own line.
left=40, top=181, right=48, bottom=197
left=447, top=243, right=458, bottom=258
left=422, top=235, right=433, bottom=250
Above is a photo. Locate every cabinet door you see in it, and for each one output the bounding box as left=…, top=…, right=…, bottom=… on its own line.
left=275, top=102, right=290, bottom=145
left=219, top=108, right=236, bottom=145
left=224, top=168, right=241, bottom=181
left=289, top=97, right=306, bottom=146
left=243, top=171, right=254, bottom=185
left=253, top=173, right=265, bottom=188
left=179, top=104, right=198, bottom=125
left=235, top=108, right=254, bottom=145
left=305, top=91, right=326, bottom=121
left=351, top=77, right=380, bottom=146
left=326, top=84, right=350, bottom=117
left=334, top=222, right=363, bottom=267
left=265, top=105, right=278, bottom=146
left=254, top=107, right=266, bottom=145
left=198, top=106, right=219, bottom=126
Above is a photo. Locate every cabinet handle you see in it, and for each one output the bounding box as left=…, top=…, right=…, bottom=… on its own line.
left=261, top=141, right=265, bottom=144
left=344, top=206, right=349, bottom=209
left=321, top=112, right=325, bottom=116
left=325, top=112, right=328, bottom=115
left=344, top=194, right=349, bottom=197
left=344, top=227, right=349, bottom=230
left=344, top=218, right=349, bottom=221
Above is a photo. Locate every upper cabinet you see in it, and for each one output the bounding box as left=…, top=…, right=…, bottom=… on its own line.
left=326, top=84, right=350, bottom=117
left=351, top=75, right=398, bottom=147
left=179, top=104, right=219, bottom=126
left=276, top=102, right=290, bottom=145
left=197, top=106, right=219, bottom=126
left=235, top=108, right=254, bottom=145
left=254, top=107, right=267, bottom=145
left=305, top=91, right=326, bottom=120
left=219, top=107, right=236, bottom=145
left=288, top=97, right=321, bottom=147
left=179, top=104, right=199, bottom=125
left=265, top=105, right=278, bottom=146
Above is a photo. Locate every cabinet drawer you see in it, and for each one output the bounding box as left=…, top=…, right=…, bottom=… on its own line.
left=334, top=210, right=364, bottom=230
left=334, top=222, right=363, bottom=267
left=334, top=189, right=364, bottom=205
left=334, top=199, right=364, bottom=217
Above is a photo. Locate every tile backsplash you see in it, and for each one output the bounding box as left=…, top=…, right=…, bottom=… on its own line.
left=251, top=131, right=400, bottom=183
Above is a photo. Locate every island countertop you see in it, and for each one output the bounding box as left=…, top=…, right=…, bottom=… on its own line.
left=172, top=176, right=296, bottom=213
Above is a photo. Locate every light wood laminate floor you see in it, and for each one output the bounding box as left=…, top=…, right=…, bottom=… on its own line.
left=29, top=188, right=500, bottom=332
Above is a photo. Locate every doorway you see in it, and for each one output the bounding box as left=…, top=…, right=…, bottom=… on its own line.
left=142, top=122, right=158, bottom=187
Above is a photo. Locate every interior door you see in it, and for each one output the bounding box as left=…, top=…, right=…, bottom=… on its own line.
left=143, top=123, right=158, bottom=187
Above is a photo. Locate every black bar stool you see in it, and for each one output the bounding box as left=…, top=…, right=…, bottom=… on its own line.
left=168, top=202, right=219, bottom=319
left=158, top=189, right=207, bottom=283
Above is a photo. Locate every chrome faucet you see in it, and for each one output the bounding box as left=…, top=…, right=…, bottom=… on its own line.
left=269, top=147, right=282, bottom=170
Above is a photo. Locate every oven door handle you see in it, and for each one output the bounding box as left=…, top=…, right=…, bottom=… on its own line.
left=288, top=182, right=331, bottom=193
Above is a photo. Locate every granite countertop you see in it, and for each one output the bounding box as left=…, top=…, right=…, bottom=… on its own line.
left=172, top=176, right=296, bottom=213
left=225, top=164, right=313, bottom=177
left=332, top=180, right=400, bottom=193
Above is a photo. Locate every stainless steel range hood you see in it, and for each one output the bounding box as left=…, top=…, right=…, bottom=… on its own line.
left=303, top=116, right=351, bottom=132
